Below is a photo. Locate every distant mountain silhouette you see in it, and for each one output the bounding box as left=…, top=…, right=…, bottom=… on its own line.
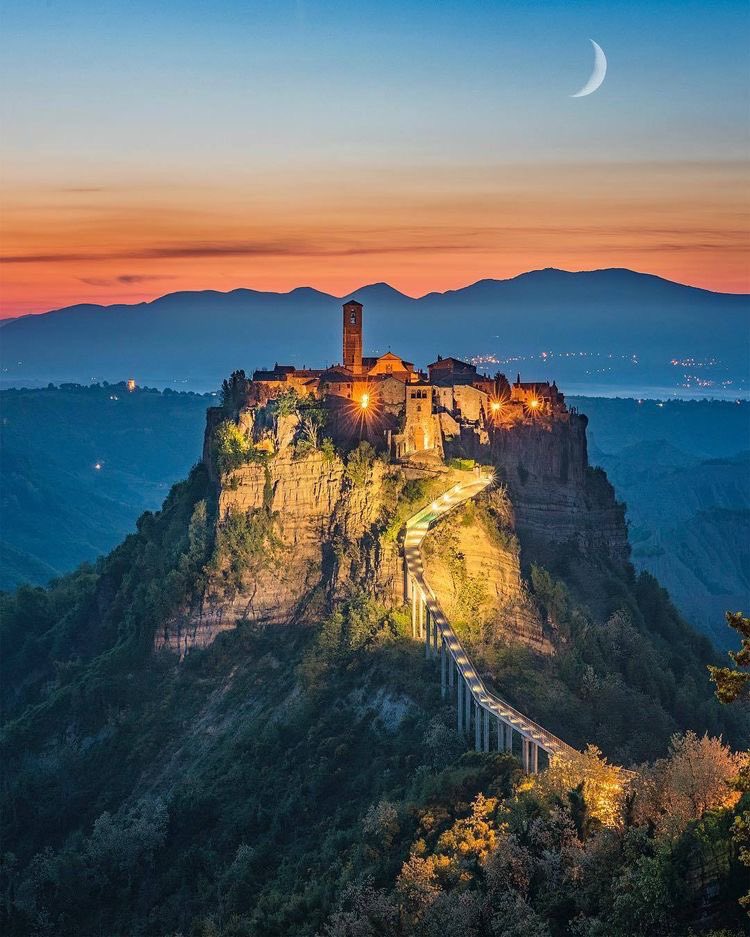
left=1, top=268, right=747, bottom=391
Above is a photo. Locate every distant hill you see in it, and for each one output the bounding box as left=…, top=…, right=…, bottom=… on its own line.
left=581, top=399, right=750, bottom=650
left=0, top=383, right=210, bottom=588
left=2, top=268, right=748, bottom=393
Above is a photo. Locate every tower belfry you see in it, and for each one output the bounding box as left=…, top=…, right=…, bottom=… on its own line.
left=342, top=300, right=363, bottom=374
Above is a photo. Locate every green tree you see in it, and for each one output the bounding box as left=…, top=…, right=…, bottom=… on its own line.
left=221, top=370, right=249, bottom=415
left=708, top=611, right=750, bottom=704
left=707, top=611, right=750, bottom=914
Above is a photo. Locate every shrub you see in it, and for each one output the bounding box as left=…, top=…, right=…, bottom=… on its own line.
left=346, top=442, right=377, bottom=487
left=447, top=457, right=475, bottom=472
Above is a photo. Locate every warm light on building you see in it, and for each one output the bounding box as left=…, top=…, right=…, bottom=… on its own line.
left=126, top=379, right=136, bottom=392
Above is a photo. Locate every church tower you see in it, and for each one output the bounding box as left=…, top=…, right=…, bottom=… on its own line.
left=342, top=300, right=363, bottom=374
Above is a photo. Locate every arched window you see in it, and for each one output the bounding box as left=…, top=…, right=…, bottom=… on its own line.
left=350, top=312, right=357, bottom=325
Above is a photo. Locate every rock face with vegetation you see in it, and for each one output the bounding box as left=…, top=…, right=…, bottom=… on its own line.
left=422, top=488, right=549, bottom=652
left=490, top=416, right=630, bottom=564
left=156, top=448, right=403, bottom=655
left=160, top=396, right=630, bottom=658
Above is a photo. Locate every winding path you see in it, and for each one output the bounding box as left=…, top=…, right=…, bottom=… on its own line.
left=403, top=470, right=577, bottom=772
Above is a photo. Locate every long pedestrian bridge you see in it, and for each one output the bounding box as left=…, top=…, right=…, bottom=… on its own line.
left=403, top=469, right=578, bottom=773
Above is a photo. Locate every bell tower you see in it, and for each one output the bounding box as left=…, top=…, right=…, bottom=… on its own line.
left=342, top=300, right=363, bottom=374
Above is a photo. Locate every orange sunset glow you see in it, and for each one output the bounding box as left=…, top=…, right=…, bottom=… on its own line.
left=1, top=160, right=747, bottom=316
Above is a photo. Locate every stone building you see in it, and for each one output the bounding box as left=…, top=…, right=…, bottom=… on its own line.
left=247, top=300, right=570, bottom=462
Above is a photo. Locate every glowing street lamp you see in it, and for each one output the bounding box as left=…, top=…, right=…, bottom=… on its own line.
left=490, top=400, right=501, bottom=413
left=360, top=392, right=370, bottom=410
left=529, top=397, right=540, bottom=410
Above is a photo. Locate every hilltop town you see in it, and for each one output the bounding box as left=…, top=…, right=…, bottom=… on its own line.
left=212, top=299, right=571, bottom=464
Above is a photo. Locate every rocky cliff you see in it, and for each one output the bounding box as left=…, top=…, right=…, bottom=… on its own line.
left=155, top=448, right=404, bottom=655
left=454, top=414, right=629, bottom=565
left=158, top=402, right=630, bottom=656
left=423, top=487, right=550, bottom=653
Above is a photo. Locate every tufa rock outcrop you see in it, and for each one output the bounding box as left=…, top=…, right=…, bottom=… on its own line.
left=158, top=396, right=629, bottom=657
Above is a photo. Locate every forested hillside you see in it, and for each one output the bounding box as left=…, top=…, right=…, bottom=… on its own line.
left=1, top=457, right=748, bottom=936
left=0, top=383, right=209, bottom=588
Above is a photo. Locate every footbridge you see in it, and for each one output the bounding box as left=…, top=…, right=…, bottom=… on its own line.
left=403, top=469, right=578, bottom=772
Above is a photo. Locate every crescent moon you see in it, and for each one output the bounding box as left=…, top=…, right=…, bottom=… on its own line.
left=571, top=39, right=607, bottom=98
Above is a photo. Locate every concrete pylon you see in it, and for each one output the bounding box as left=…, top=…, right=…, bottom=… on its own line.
left=410, top=583, right=417, bottom=638
left=457, top=674, right=464, bottom=733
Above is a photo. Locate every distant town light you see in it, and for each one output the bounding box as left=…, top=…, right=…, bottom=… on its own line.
left=127, top=379, right=136, bottom=392
left=94, top=462, right=102, bottom=470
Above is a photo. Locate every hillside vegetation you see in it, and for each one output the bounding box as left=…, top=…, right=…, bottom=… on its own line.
left=1, top=455, right=748, bottom=936
left=0, top=383, right=210, bottom=589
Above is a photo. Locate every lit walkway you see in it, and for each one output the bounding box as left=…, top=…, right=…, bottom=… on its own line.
left=403, top=470, right=577, bottom=771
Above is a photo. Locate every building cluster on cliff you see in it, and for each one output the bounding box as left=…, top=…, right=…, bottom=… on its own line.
left=247, top=300, right=570, bottom=459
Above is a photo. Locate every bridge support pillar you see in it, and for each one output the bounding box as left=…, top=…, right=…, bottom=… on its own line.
left=424, top=603, right=430, bottom=658
left=496, top=717, right=502, bottom=752
left=449, top=654, right=455, bottom=693
left=410, top=583, right=417, bottom=638
left=532, top=743, right=539, bottom=774
left=483, top=708, right=489, bottom=752
left=440, top=640, right=447, bottom=698
left=474, top=701, right=481, bottom=751
left=464, top=682, right=472, bottom=735
left=457, top=674, right=464, bottom=733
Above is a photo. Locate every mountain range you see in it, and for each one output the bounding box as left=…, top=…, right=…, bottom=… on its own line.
left=2, top=268, right=748, bottom=393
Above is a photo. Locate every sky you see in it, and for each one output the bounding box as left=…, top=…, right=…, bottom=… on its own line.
left=0, top=0, right=748, bottom=316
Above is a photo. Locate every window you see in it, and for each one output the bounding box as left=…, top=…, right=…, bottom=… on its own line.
left=350, top=312, right=356, bottom=325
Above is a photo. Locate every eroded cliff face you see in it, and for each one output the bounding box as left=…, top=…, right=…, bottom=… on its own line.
left=155, top=450, right=403, bottom=656
left=159, top=400, right=629, bottom=657
left=423, top=488, right=550, bottom=653
left=454, top=414, right=629, bottom=565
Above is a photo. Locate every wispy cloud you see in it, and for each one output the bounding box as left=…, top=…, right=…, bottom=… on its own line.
left=78, top=274, right=178, bottom=286
left=1, top=240, right=491, bottom=264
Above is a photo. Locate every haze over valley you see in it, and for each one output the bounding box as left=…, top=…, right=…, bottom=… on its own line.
left=2, top=268, right=748, bottom=397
